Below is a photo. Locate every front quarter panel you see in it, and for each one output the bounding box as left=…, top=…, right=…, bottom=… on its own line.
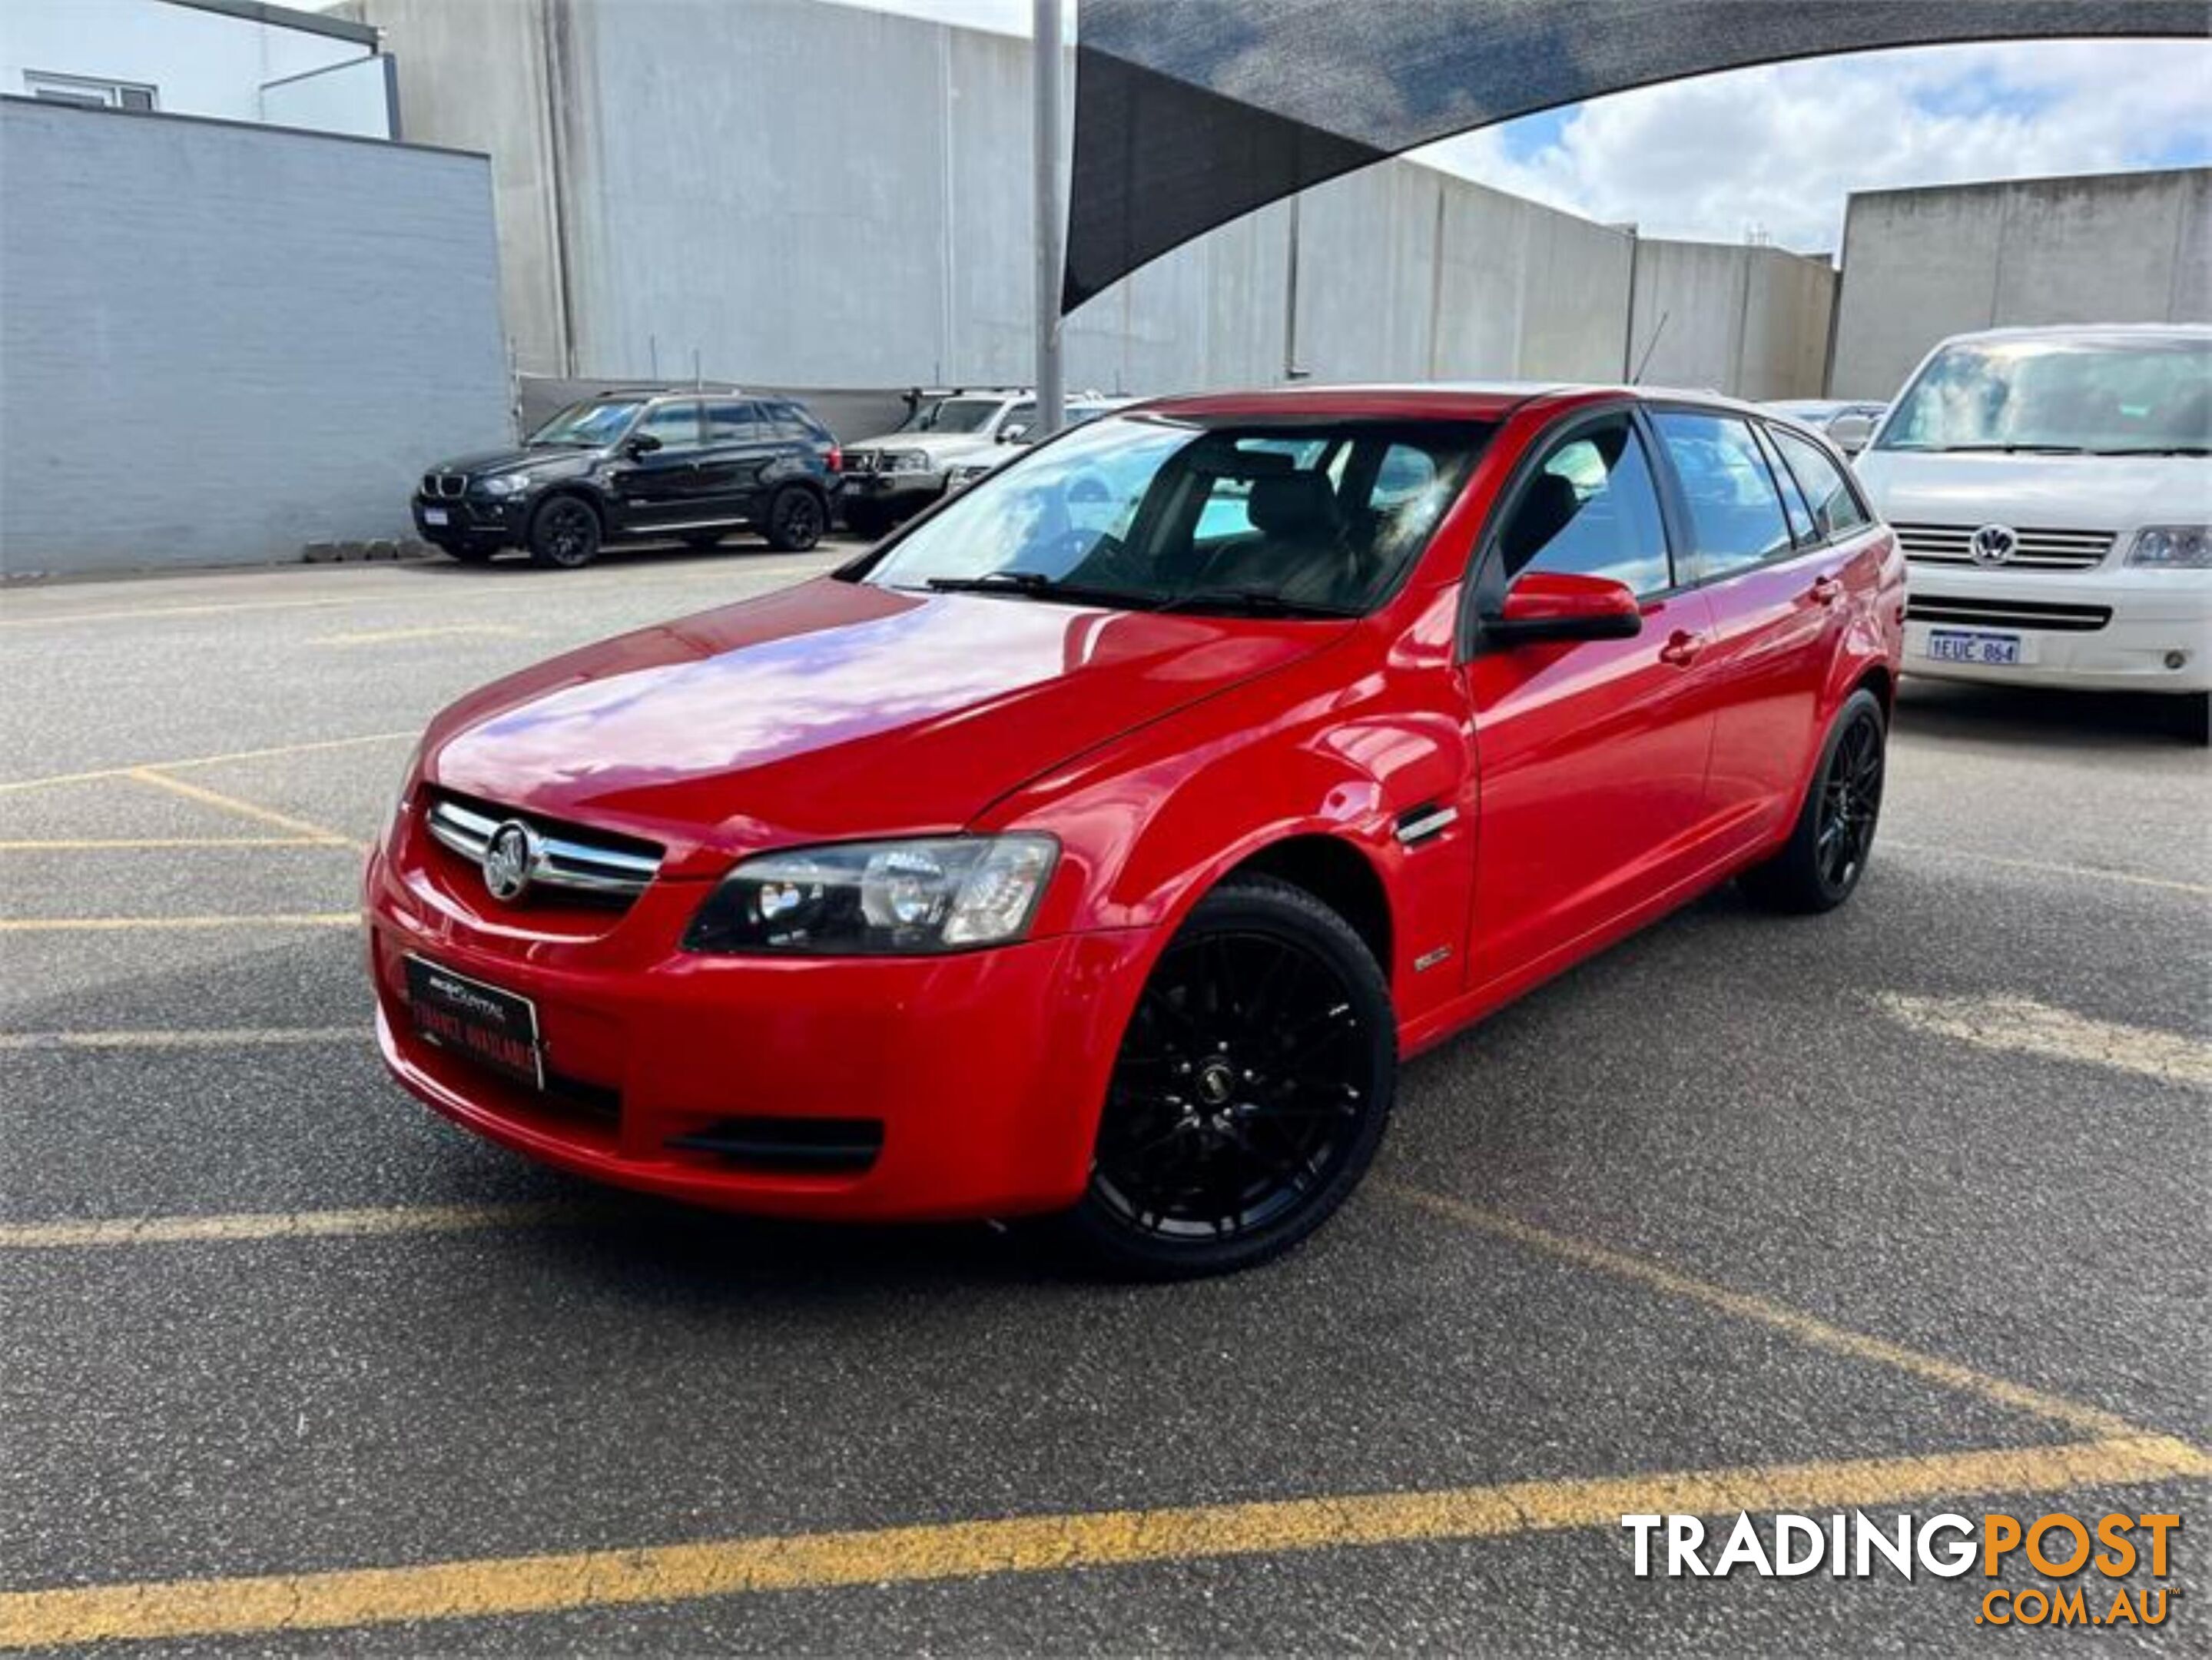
left=984, top=602, right=1480, bottom=1029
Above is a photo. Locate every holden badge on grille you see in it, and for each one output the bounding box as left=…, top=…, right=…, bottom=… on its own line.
left=483, top=821, right=538, bottom=901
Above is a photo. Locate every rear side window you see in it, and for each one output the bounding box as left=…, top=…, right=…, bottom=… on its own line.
left=1497, top=417, right=1671, bottom=596
left=705, top=401, right=763, bottom=443
left=1651, top=411, right=1792, bottom=579
left=1771, top=429, right=1871, bottom=540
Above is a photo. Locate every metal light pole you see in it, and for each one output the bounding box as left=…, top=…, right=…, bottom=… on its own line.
left=1032, top=0, right=1065, bottom=437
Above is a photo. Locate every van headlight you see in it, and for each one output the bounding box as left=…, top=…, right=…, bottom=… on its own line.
left=2127, top=526, right=2212, bottom=569
left=682, top=835, right=1058, bottom=954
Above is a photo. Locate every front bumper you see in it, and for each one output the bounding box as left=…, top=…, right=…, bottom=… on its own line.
left=1904, top=566, right=2212, bottom=694
left=363, top=833, right=1154, bottom=1223
left=412, top=494, right=522, bottom=544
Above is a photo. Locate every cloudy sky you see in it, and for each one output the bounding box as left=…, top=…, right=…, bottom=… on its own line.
left=824, top=0, right=2211, bottom=255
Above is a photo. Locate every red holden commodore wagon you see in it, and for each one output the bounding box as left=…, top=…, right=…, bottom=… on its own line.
left=366, top=385, right=1904, bottom=1276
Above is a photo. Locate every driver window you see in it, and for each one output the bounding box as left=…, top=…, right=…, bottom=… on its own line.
left=1500, top=420, right=1670, bottom=595
left=634, top=400, right=702, bottom=453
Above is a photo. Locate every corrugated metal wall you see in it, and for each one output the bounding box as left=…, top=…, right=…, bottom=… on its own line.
left=0, top=98, right=512, bottom=575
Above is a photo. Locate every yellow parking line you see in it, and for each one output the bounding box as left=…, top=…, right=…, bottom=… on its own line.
left=1885, top=839, right=2212, bottom=898
left=0, top=835, right=346, bottom=852
left=0, top=914, right=356, bottom=932
left=1383, top=1183, right=2144, bottom=1441
left=2, top=1434, right=2200, bottom=1648
left=0, top=732, right=413, bottom=795
left=1876, top=991, right=2212, bottom=1092
left=315, top=624, right=530, bottom=646
left=0, top=1200, right=590, bottom=1250
left=0, top=1026, right=367, bottom=1052
left=123, top=767, right=363, bottom=847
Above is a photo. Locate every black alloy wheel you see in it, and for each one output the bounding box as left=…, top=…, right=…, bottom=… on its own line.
left=766, top=487, right=826, bottom=552
left=1741, top=688, right=1888, bottom=913
left=1816, top=706, right=1885, bottom=893
left=1062, top=875, right=1395, bottom=1278
left=527, top=496, right=602, bottom=569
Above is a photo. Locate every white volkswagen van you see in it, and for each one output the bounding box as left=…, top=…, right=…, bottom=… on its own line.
left=1853, top=324, right=2210, bottom=739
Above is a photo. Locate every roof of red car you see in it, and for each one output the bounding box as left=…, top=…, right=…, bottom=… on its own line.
left=1129, top=381, right=1776, bottom=424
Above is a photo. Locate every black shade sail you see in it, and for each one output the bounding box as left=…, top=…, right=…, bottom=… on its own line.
left=1065, top=0, right=2209, bottom=311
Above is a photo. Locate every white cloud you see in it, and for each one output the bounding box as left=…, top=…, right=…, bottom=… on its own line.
left=1416, top=39, right=2212, bottom=255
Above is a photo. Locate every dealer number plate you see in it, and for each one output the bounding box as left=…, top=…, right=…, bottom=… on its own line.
left=405, top=955, right=542, bottom=1090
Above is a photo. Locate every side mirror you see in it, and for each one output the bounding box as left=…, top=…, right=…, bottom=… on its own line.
left=999, top=424, right=1030, bottom=445
left=1827, top=413, right=1874, bottom=454
left=623, top=433, right=662, bottom=458
left=1484, top=571, right=1642, bottom=647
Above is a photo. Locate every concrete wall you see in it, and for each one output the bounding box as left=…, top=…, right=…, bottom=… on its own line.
left=0, top=0, right=390, bottom=136
left=362, top=0, right=1829, bottom=403
left=1627, top=240, right=1836, bottom=400
left=1829, top=168, right=2212, bottom=400
left=0, top=98, right=511, bottom=574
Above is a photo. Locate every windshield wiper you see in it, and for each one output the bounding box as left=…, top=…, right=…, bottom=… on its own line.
left=2088, top=446, right=2212, bottom=457
left=924, top=571, right=1159, bottom=609
left=1156, top=587, right=1358, bottom=619
left=1934, top=443, right=2089, bottom=455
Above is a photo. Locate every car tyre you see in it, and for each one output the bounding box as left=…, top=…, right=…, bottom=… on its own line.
left=526, top=495, right=602, bottom=570
left=1057, top=874, right=1397, bottom=1280
left=764, top=486, right=827, bottom=552
left=2172, top=690, right=2210, bottom=747
left=1739, top=688, right=1887, bottom=914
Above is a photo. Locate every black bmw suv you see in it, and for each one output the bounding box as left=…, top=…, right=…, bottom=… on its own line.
left=413, top=390, right=841, bottom=568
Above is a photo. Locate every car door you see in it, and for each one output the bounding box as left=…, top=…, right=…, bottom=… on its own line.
left=1647, top=408, right=1846, bottom=857
left=604, top=400, right=707, bottom=530
left=699, top=399, right=776, bottom=521
left=1460, top=408, right=1720, bottom=997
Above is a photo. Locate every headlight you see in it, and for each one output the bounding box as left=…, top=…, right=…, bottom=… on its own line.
left=887, top=450, right=932, bottom=474
left=2127, top=526, right=2212, bottom=569
left=683, top=835, right=1058, bottom=955
left=481, top=474, right=530, bottom=497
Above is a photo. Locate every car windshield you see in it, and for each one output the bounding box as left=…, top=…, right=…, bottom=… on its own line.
left=856, top=414, right=1489, bottom=616
left=529, top=398, right=645, bottom=447
left=1876, top=337, right=2211, bottom=455
left=898, top=397, right=1007, bottom=435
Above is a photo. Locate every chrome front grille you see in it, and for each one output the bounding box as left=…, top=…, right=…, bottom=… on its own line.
left=420, top=473, right=468, bottom=499
left=1893, top=523, right=2113, bottom=569
left=844, top=449, right=881, bottom=474
left=425, top=795, right=663, bottom=901
left=1906, top=596, right=2111, bottom=633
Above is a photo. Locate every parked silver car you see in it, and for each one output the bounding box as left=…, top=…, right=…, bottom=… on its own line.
left=841, top=389, right=1129, bottom=533
left=1763, top=399, right=1887, bottom=456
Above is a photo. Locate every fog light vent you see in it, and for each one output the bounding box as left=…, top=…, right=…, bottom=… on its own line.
left=665, top=1116, right=883, bottom=1173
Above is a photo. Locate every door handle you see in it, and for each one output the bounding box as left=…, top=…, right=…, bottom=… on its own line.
left=1658, top=629, right=1704, bottom=668
left=1809, top=575, right=1844, bottom=606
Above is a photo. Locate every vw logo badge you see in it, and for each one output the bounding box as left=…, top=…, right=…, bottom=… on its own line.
left=482, top=821, right=536, bottom=901
left=1969, top=523, right=2018, bottom=566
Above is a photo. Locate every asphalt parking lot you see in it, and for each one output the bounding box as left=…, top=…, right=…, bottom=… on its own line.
left=2, top=544, right=2205, bottom=1655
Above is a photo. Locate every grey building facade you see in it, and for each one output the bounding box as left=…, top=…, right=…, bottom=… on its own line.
left=0, top=98, right=511, bottom=575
